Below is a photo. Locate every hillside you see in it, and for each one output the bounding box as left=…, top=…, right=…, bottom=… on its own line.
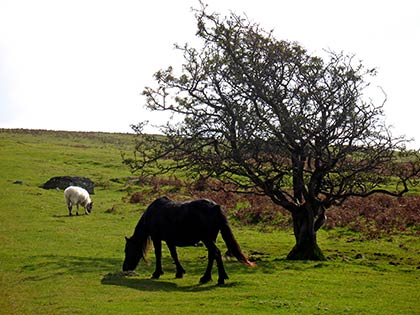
left=0, top=129, right=419, bottom=314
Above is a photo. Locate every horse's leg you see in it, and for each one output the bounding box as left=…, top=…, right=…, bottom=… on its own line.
left=213, top=243, right=229, bottom=285
left=151, top=239, right=164, bottom=279
left=200, top=241, right=215, bottom=284
left=167, top=243, right=185, bottom=278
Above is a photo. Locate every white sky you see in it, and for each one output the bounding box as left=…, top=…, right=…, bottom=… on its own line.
left=0, top=0, right=419, bottom=147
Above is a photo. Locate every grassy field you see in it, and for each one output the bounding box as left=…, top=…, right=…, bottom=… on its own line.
left=0, top=129, right=419, bottom=314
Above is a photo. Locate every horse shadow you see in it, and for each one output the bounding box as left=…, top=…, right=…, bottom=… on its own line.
left=52, top=213, right=89, bottom=218
left=101, top=253, right=245, bottom=292
left=101, top=274, right=238, bottom=292
left=101, top=251, right=280, bottom=292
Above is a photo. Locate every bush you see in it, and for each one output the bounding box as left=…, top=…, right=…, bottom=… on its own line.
left=126, top=176, right=420, bottom=237
left=326, top=195, right=420, bottom=238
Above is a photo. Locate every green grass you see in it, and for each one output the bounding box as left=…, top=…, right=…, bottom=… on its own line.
left=1, top=129, right=419, bottom=314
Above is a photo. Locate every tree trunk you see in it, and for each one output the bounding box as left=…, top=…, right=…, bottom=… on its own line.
left=287, top=205, right=326, bottom=261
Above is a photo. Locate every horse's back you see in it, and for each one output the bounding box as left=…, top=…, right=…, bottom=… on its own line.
left=147, top=197, right=222, bottom=245
left=147, top=197, right=220, bottom=217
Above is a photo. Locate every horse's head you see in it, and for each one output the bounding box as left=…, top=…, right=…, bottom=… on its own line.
left=86, top=202, right=93, bottom=214
left=122, top=236, right=143, bottom=272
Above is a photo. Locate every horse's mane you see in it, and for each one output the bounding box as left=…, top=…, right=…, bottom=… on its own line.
left=140, top=237, right=151, bottom=262
left=132, top=211, right=152, bottom=261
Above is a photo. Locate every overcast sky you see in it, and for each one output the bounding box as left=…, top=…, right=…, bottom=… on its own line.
left=1, top=0, right=419, bottom=147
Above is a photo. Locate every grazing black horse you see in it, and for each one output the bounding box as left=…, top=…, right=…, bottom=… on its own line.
left=122, top=197, right=255, bottom=284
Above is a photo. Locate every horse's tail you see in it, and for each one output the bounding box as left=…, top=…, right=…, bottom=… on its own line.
left=218, top=206, right=256, bottom=268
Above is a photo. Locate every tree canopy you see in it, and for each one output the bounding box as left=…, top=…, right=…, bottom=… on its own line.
left=126, top=4, right=420, bottom=260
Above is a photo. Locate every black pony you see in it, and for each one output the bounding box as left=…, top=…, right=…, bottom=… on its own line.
left=123, top=197, right=255, bottom=284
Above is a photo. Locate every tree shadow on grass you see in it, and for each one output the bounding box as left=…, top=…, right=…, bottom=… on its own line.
left=21, top=255, right=121, bottom=281
left=19, top=254, right=240, bottom=292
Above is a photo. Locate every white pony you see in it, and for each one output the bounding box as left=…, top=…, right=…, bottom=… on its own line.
left=64, top=186, right=93, bottom=216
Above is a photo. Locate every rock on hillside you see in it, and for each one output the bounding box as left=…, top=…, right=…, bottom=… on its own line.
left=42, top=176, right=94, bottom=194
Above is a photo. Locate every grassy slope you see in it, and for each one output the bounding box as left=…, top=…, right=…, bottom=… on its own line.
left=0, top=129, right=419, bottom=315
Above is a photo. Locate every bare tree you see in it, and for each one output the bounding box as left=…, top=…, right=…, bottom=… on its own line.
left=125, top=4, right=420, bottom=260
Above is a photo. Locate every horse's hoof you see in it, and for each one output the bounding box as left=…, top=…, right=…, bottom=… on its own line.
left=175, top=269, right=186, bottom=279
left=199, top=276, right=212, bottom=284
left=217, top=273, right=229, bottom=285
left=151, top=271, right=163, bottom=279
